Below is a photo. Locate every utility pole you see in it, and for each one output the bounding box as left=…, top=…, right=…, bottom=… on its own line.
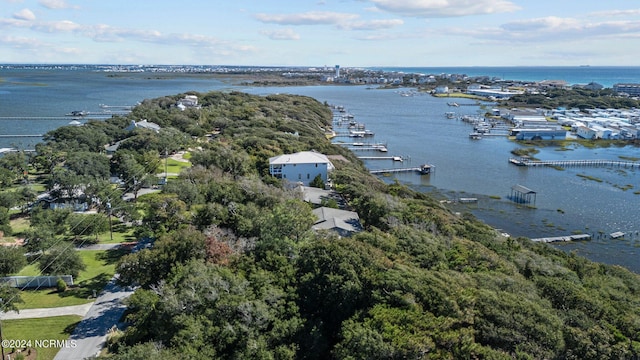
left=0, top=298, right=5, bottom=360
left=107, top=201, right=113, bottom=242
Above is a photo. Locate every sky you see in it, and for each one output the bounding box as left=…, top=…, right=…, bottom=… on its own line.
left=1, top=0, right=639, bottom=67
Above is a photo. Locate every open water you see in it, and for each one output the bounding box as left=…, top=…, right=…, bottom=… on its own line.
left=1, top=66, right=639, bottom=272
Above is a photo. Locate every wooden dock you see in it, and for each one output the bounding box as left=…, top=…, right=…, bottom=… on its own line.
left=509, top=158, right=640, bottom=168
left=531, top=234, right=592, bottom=243
left=370, top=164, right=434, bottom=175
left=0, top=134, right=43, bottom=138
left=359, top=156, right=405, bottom=161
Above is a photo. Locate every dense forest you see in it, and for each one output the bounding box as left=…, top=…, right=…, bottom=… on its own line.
left=502, top=87, right=640, bottom=109
left=22, top=91, right=640, bottom=359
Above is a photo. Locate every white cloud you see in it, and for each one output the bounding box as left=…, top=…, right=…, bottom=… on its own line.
left=0, top=34, right=44, bottom=48
left=254, top=11, right=403, bottom=32
left=38, top=0, right=78, bottom=10
left=338, top=19, right=403, bottom=30
left=587, top=9, right=640, bottom=18
left=260, top=28, right=300, bottom=40
left=369, top=0, right=520, bottom=17
left=13, top=8, right=36, bottom=21
left=254, top=11, right=359, bottom=25
left=451, top=16, right=640, bottom=43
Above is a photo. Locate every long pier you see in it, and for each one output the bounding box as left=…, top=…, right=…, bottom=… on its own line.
left=0, top=134, right=43, bottom=138
left=509, top=158, right=640, bottom=168
left=359, top=156, right=404, bottom=161
left=531, top=234, right=591, bottom=243
left=370, top=164, right=434, bottom=175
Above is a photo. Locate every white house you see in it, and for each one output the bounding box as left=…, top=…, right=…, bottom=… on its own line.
left=176, top=95, right=200, bottom=110
left=269, top=151, right=334, bottom=186
left=125, top=119, right=161, bottom=133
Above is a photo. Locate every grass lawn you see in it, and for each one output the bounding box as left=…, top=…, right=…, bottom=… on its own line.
left=2, top=315, right=82, bottom=360
left=16, top=248, right=126, bottom=309
left=74, top=219, right=136, bottom=245
left=156, top=157, right=191, bottom=174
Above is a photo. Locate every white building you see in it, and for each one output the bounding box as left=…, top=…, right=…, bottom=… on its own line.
left=177, top=95, right=200, bottom=110
left=125, top=119, right=161, bottom=133
left=269, top=151, right=335, bottom=186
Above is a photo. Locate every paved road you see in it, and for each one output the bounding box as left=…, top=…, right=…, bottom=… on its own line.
left=53, top=277, right=134, bottom=360
left=0, top=303, right=93, bottom=320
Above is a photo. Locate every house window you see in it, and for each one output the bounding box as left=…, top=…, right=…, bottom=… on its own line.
left=298, top=174, right=301, bottom=180
left=307, top=174, right=310, bottom=179
left=315, top=163, right=318, bottom=167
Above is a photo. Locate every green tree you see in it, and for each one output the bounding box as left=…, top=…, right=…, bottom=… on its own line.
left=0, top=246, right=26, bottom=276
left=0, top=283, right=24, bottom=313
left=67, top=213, right=109, bottom=242
left=38, top=246, right=86, bottom=278
left=65, top=151, right=110, bottom=179
left=309, top=174, right=325, bottom=189
left=117, top=227, right=206, bottom=288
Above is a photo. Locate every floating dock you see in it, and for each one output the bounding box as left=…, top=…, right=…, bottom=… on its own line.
left=610, top=231, right=625, bottom=239
left=509, top=158, right=640, bottom=168
left=531, top=234, right=592, bottom=243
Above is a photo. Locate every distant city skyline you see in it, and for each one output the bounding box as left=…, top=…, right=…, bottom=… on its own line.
left=1, top=0, right=639, bottom=66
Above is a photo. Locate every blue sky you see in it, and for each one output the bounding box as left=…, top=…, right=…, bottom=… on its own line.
left=1, top=0, right=639, bottom=66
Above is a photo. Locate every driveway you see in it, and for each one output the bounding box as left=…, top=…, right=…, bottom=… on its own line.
left=53, top=276, right=134, bottom=360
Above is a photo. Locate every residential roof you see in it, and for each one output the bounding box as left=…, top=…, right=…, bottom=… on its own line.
left=312, top=207, right=362, bottom=236
left=269, top=151, right=334, bottom=169
left=126, top=119, right=161, bottom=132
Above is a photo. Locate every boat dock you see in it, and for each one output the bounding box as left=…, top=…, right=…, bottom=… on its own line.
left=531, top=234, right=592, bottom=243
left=509, top=158, right=640, bottom=168
left=0, top=134, right=43, bottom=138
left=347, top=146, right=388, bottom=152
left=370, top=164, right=434, bottom=175
left=358, top=156, right=405, bottom=161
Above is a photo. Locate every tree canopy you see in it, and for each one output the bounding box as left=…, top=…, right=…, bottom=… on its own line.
left=30, top=90, right=640, bottom=360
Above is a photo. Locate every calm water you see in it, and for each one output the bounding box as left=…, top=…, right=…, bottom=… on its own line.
left=1, top=67, right=639, bottom=272
left=243, top=85, right=640, bottom=273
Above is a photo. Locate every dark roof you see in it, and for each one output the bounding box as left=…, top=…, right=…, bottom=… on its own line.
left=511, top=184, right=536, bottom=194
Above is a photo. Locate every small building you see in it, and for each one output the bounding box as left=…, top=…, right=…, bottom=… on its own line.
left=177, top=95, right=200, bottom=110
left=434, top=85, right=449, bottom=94
left=613, top=83, right=640, bottom=97
left=125, top=119, right=161, bottom=133
left=510, top=184, right=536, bottom=204
left=576, top=126, right=596, bottom=139
left=312, top=207, right=362, bottom=237
left=269, top=151, right=335, bottom=186
left=512, top=128, right=567, bottom=140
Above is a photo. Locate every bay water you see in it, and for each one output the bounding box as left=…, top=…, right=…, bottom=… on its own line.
left=1, top=67, right=639, bottom=272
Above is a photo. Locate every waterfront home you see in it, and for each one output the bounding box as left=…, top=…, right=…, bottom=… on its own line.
left=176, top=95, right=200, bottom=110
left=434, top=85, right=449, bottom=94
left=512, top=128, right=567, bottom=140
left=269, top=151, right=335, bottom=186
left=312, top=207, right=362, bottom=237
